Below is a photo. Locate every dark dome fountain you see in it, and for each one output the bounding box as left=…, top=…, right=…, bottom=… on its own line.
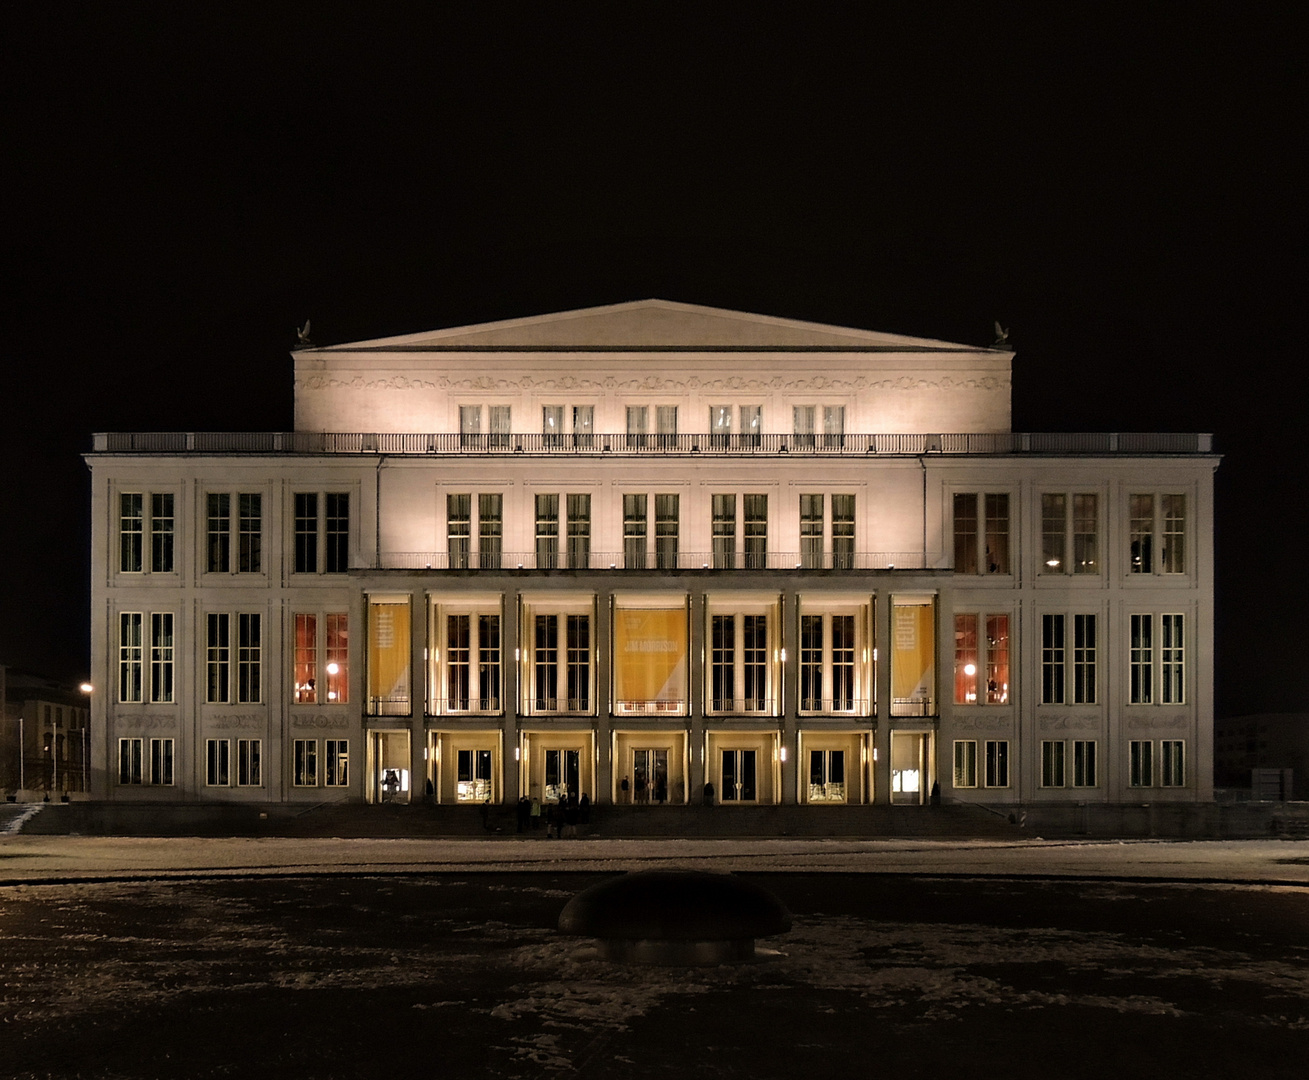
left=558, top=869, right=792, bottom=965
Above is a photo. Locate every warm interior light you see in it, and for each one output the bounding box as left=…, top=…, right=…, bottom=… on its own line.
left=326, top=662, right=340, bottom=675
left=964, top=663, right=976, bottom=676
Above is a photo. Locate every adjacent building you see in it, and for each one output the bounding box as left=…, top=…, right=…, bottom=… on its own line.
left=85, top=300, right=1218, bottom=813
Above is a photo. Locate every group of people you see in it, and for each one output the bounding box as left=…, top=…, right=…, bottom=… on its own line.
left=618, top=772, right=668, bottom=804
left=515, top=791, right=591, bottom=837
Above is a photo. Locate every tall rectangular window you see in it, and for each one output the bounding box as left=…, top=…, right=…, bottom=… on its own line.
left=626, top=405, right=648, bottom=447
left=1074, top=614, right=1097, bottom=704
left=800, top=494, right=823, bottom=569
left=529, top=611, right=591, bottom=713
left=832, top=494, right=855, bottom=569
left=1041, top=493, right=1066, bottom=572
left=294, top=739, right=318, bottom=786
left=799, top=613, right=858, bottom=713
left=740, top=405, right=762, bottom=446
left=952, top=493, right=977, bottom=574
left=655, top=494, right=678, bottom=569
left=567, top=614, right=590, bottom=710
left=119, top=613, right=143, bottom=703
left=955, top=614, right=1009, bottom=705
left=954, top=613, right=978, bottom=705
left=984, top=740, right=1009, bottom=787
left=207, top=739, right=230, bottom=786
left=295, top=493, right=318, bottom=573
left=986, top=615, right=1009, bottom=704
left=1161, top=740, right=1185, bottom=786
left=656, top=405, right=678, bottom=446
left=459, top=405, right=481, bottom=441
left=1041, top=740, right=1066, bottom=787
left=326, top=613, right=348, bottom=703
left=207, top=613, right=230, bottom=703
left=712, top=494, right=736, bottom=569
left=1162, top=495, right=1186, bottom=574
left=1129, top=494, right=1154, bottom=573
left=542, top=404, right=563, bottom=447
left=535, top=494, right=559, bottom=569
left=953, top=493, right=1009, bottom=574
left=1072, top=494, right=1097, bottom=573
left=1042, top=614, right=1065, bottom=704
left=447, top=614, right=471, bottom=710
left=207, top=494, right=231, bottom=572
left=744, top=494, right=767, bottom=569
left=822, top=405, right=844, bottom=448
left=1130, top=614, right=1153, bottom=704
left=479, top=494, right=503, bottom=569
left=294, top=613, right=317, bottom=703
left=120, top=493, right=143, bottom=572
left=566, top=493, right=590, bottom=569
left=707, top=610, right=775, bottom=714
left=985, top=494, right=1009, bottom=574
left=710, top=405, right=733, bottom=446
left=325, top=493, right=349, bottom=572
left=238, top=613, right=261, bottom=703
left=1073, top=740, right=1097, bottom=787
left=1161, top=614, right=1185, bottom=703
left=150, top=613, right=174, bottom=703
left=237, top=739, right=262, bottom=786
left=326, top=740, right=349, bottom=786
left=488, top=404, right=511, bottom=448
left=623, top=494, right=647, bottom=569
left=800, top=615, right=822, bottom=711
left=793, top=405, right=816, bottom=447
left=953, top=740, right=978, bottom=788
left=573, top=404, right=594, bottom=447
left=478, top=614, right=501, bottom=711
left=236, top=493, right=261, bottom=572
left=150, top=493, right=174, bottom=573
left=1130, top=740, right=1153, bottom=786
left=447, top=494, right=471, bottom=569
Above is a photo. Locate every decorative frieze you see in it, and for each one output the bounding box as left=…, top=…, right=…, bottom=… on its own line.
left=290, top=713, right=351, bottom=730
left=113, top=715, right=177, bottom=732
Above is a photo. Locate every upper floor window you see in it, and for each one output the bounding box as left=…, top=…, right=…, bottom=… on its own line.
left=954, top=613, right=1010, bottom=704
left=446, top=493, right=503, bottom=569
left=293, top=612, right=349, bottom=704
left=656, top=405, right=678, bottom=446
left=434, top=608, right=501, bottom=714
left=655, top=494, right=679, bottom=569
left=119, top=492, right=174, bottom=573
left=522, top=601, right=593, bottom=715
left=206, top=612, right=262, bottom=704
left=792, top=406, right=844, bottom=448
left=573, top=405, right=595, bottom=447
left=207, top=493, right=262, bottom=574
left=1041, top=613, right=1097, bottom=704
left=953, top=492, right=1010, bottom=574
left=542, top=405, right=564, bottom=447
left=626, top=406, right=648, bottom=447
left=1130, top=613, right=1185, bottom=704
left=294, top=492, right=349, bottom=574
left=707, top=601, right=779, bottom=715
left=709, top=493, right=767, bottom=570
left=799, top=603, right=871, bottom=715
left=709, top=405, right=761, bottom=447
left=799, top=494, right=855, bottom=569
left=458, top=405, right=511, bottom=447
left=1041, top=493, right=1097, bottom=574
left=1129, top=493, right=1186, bottom=575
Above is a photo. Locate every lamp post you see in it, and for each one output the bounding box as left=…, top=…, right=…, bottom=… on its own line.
left=79, top=683, right=92, bottom=794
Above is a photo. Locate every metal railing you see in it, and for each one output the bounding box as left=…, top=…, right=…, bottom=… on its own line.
left=92, top=431, right=1215, bottom=455
left=380, top=550, right=932, bottom=571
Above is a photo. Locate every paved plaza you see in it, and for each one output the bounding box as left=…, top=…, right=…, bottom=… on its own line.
left=2, top=838, right=1307, bottom=1078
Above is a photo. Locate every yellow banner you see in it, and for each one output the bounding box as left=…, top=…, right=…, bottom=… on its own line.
left=368, top=601, right=411, bottom=703
left=891, top=602, right=934, bottom=705
left=613, top=608, right=686, bottom=704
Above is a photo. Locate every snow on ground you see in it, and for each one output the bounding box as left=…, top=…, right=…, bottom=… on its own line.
left=2, top=835, right=1308, bottom=883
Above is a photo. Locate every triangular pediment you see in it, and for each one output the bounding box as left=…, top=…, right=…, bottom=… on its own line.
left=315, top=300, right=978, bottom=351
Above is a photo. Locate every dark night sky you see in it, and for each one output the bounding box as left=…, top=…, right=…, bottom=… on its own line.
left=2, top=4, right=1302, bottom=717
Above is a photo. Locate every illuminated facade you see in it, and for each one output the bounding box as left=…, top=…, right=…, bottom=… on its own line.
left=86, top=300, right=1217, bottom=811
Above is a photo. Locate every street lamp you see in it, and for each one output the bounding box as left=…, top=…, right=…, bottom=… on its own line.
left=79, top=682, right=92, bottom=794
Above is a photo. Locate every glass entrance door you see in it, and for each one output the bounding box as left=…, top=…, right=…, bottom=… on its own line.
left=456, top=748, right=493, bottom=802
left=632, top=749, right=669, bottom=804
left=891, top=732, right=926, bottom=805
left=367, top=730, right=411, bottom=804
left=720, top=749, right=757, bottom=802
left=544, top=748, right=580, bottom=802
left=808, top=749, right=846, bottom=803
